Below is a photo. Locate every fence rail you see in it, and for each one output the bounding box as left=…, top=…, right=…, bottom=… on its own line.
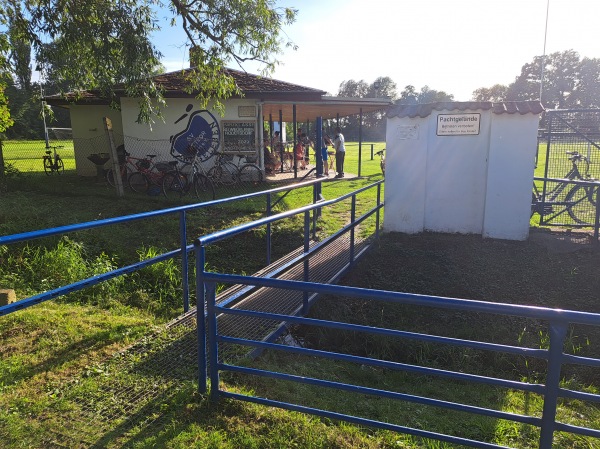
left=0, top=178, right=326, bottom=316
left=194, top=181, right=600, bottom=449
left=199, top=269, right=600, bottom=449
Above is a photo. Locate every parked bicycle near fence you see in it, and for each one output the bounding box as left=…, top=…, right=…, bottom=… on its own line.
left=127, top=155, right=171, bottom=194
left=206, top=152, right=240, bottom=186
left=161, top=152, right=215, bottom=201
left=531, top=151, right=599, bottom=224
left=42, top=146, right=64, bottom=175
left=106, top=147, right=156, bottom=188
left=233, top=152, right=263, bottom=185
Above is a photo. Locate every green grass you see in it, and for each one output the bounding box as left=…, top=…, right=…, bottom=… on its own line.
left=3, top=141, right=597, bottom=448
left=1, top=139, right=76, bottom=172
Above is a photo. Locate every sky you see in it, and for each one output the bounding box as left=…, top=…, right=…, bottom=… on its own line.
left=154, top=0, right=600, bottom=101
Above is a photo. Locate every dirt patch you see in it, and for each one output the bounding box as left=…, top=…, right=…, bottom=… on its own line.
left=303, top=229, right=600, bottom=383
left=341, top=230, right=600, bottom=313
left=528, top=228, right=598, bottom=254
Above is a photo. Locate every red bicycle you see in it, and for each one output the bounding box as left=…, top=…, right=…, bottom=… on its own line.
left=106, top=147, right=157, bottom=188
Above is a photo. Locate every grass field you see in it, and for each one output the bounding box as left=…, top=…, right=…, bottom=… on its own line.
left=1, top=139, right=76, bottom=172
left=1, top=140, right=599, bottom=448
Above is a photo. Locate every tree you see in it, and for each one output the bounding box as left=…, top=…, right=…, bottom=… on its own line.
left=397, top=85, right=454, bottom=104
left=0, top=0, right=298, bottom=125
left=472, top=84, right=508, bottom=102
left=336, top=77, right=397, bottom=140
left=8, top=19, right=31, bottom=91
left=474, top=50, right=600, bottom=110
left=337, top=79, right=370, bottom=98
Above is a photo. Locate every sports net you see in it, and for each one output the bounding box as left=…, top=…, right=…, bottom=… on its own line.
left=48, top=127, right=73, bottom=143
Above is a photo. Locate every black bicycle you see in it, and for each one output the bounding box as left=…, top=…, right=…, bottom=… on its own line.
left=531, top=151, right=598, bottom=224
left=161, top=153, right=215, bottom=201
left=42, top=146, right=64, bottom=175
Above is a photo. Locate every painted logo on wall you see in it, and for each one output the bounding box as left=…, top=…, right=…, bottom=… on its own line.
left=170, top=104, right=220, bottom=160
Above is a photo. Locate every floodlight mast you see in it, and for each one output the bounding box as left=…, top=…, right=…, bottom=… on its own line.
left=539, top=0, right=550, bottom=103
left=37, top=66, right=50, bottom=149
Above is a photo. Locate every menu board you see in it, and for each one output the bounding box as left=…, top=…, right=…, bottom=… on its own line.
left=222, top=121, right=256, bottom=154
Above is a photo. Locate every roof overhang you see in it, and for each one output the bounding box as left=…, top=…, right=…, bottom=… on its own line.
left=261, top=96, right=394, bottom=122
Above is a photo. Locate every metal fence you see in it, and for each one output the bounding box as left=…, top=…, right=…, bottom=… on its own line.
left=533, top=110, right=600, bottom=230
left=0, top=133, right=309, bottom=200
left=196, top=194, right=600, bottom=449
left=0, top=178, right=327, bottom=317
left=0, top=134, right=385, bottom=190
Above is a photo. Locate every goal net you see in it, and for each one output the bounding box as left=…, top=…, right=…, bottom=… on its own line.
left=47, top=127, right=72, bottom=141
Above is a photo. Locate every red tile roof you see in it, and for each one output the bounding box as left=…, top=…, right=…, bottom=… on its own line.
left=158, top=67, right=326, bottom=96
left=45, top=67, right=326, bottom=105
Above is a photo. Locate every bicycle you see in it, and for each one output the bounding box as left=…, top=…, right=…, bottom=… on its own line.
left=531, top=151, right=598, bottom=224
left=161, top=153, right=215, bottom=201
left=127, top=155, right=171, bottom=194
left=42, top=146, right=64, bottom=175
left=206, top=152, right=239, bottom=186
left=375, top=148, right=385, bottom=176
left=233, top=152, right=263, bottom=185
left=106, top=147, right=157, bottom=188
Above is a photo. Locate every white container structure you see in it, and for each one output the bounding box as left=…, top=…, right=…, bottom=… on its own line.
left=384, top=101, right=543, bottom=241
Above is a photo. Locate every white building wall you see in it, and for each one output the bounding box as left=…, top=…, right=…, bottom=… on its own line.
left=483, top=114, right=539, bottom=240
left=384, top=118, right=428, bottom=233
left=69, top=105, right=123, bottom=176
left=69, top=98, right=261, bottom=175
left=424, top=110, right=491, bottom=234
left=120, top=97, right=259, bottom=147
left=384, top=108, right=540, bottom=240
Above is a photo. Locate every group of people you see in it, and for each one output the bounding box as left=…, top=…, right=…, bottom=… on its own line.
left=263, top=126, right=346, bottom=178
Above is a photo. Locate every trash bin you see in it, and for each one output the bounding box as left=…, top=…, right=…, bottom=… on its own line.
left=87, top=153, right=110, bottom=181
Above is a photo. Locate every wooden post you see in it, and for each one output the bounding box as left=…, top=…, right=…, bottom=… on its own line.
left=103, top=117, right=124, bottom=197
left=0, top=140, right=5, bottom=182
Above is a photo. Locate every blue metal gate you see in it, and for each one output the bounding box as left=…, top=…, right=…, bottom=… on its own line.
left=196, top=184, right=600, bottom=449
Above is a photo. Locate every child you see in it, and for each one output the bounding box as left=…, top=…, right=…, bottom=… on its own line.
left=295, top=140, right=306, bottom=169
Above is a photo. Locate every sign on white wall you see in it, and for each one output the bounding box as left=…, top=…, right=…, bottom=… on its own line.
left=396, top=125, right=419, bottom=140
left=437, top=113, right=481, bottom=136
left=222, top=121, right=256, bottom=153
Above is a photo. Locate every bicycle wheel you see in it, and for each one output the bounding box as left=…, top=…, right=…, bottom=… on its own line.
left=55, top=157, right=65, bottom=174
left=106, top=165, right=130, bottom=187
left=193, top=173, right=216, bottom=201
left=43, top=157, right=53, bottom=175
left=162, top=171, right=188, bottom=199
left=128, top=172, right=150, bottom=193
left=565, top=185, right=596, bottom=224
left=208, top=164, right=238, bottom=186
left=238, top=164, right=263, bottom=185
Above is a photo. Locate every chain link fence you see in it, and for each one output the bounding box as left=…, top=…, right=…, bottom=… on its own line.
left=534, top=110, right=600, bottom=230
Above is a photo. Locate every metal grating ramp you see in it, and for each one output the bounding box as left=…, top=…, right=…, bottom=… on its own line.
left=44, top=233, right=372, bottom=447
left=209, top=233, right=372, bottom=362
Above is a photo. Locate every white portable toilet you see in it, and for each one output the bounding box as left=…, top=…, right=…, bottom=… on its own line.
left=384, top=101, right=544, bottom=241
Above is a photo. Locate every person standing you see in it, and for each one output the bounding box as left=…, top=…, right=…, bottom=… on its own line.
left=321, top=133, right=333, bottom=176
left=333, top=126, right=345, bottom=178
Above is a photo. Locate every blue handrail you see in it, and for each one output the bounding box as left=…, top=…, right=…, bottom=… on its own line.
left=193, top=178, right=600, bottom=448
left=199, top=273, right=600, bottom=449
left=0, top=178, right=325, bottom=315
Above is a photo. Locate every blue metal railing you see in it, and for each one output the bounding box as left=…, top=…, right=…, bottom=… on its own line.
left=198, top=273, right=600, bottom=449
left=194, top=180, right=384, bottom=387
left=0, top=178, right=325, bottom=317
left=195, top=183, right=600, bottom=449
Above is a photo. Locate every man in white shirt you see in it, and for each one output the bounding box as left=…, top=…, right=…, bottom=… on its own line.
left=333, top=126, right=345, bottom=178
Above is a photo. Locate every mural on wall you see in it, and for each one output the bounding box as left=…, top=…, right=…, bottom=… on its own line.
left=170, top=104, right=221, bottom=161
